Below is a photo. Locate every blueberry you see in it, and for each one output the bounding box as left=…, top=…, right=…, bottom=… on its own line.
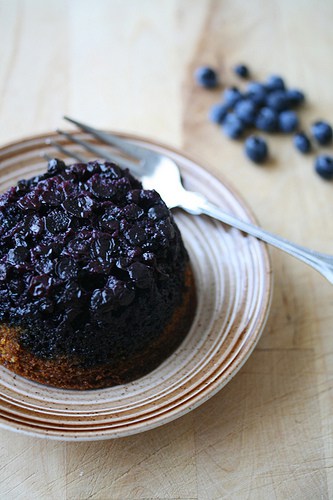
left=127, top=262, right=153, bottom=289
left=255, top=107, right=279, bottom=132
left=106, top=276, right=135, bottom=306
left=148, top=204, right=169, bottom=220
left=28, top=275, right=53, bottom=298
left=194, top=66, right=218, bottom=88
left=223, top=87, right=242, bottom=107
left=278, top=110, right=299, bottom=133
left=62, top=195, right=94, bottom=218
left=45, top=210, right=71, bottom=234
left=234, top=99, right=257, bottom=126
left=222, top=113, right=244, bottom=139
left=266, top=90, right=290, bottom=112
left=208, top=102, right=230, bottom=124
left=47, top=158, right=66, bottom=176
left=55, top=257, right=78, bottom=280
left=88, top=175, right=116, bottom=199
left=90, top=288, right=114, bottom=312
left=7, top=246, right=28, bottom=265
left=233, top=64, right=250, bottom=79
left=311, top=121, right=333, bottom=145
left=246, top=82, right=267, bottom=106
left=124, top=225, right=146, bottom=245
left=314, top=155, right=333, bottom=180
left=293, top=132, right=311, bottom=154
left=266, top=75, right=285, bottom=91
left=286, top=89, right=305, bottom=107
left=244, top=136, right=268, bottom=164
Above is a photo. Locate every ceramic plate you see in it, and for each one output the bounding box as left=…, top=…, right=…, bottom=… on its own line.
left=0, top=132, right=272, bottom=440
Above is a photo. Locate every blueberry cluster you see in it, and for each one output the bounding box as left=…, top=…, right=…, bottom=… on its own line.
left=0, top=160, right=188, bottom=365
left=196, top=64, right=333, bottom=179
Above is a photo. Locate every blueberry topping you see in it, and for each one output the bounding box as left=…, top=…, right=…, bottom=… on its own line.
left=311, top=121, right=333, bottom=145
left=194, top=66, right=218, bottom=88
left=45, top=209, right=71, bottom=234
left=127, top=262, right=153, bottom=289
left=293, top=132, right=311, bottom=154
left=234, top=64, right=250, bottom=79
left=208, top=102, right=230, bottom=124
left=314, top=155, right=333, bottom=180
left=0, top=160, right=188, bottom=366
left=278, top=110, right=299, bottom=133
left=222, top=113, right=244, bottom=139
left=255, top=107, right=279, bottom=132
left=244, top=136, right=268, bottom=163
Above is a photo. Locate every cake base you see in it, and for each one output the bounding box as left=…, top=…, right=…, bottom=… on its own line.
left=0, top=266, right=196, bottom=390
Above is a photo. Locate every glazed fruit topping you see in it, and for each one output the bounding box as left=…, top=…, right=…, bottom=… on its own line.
left=0, top=159, right=186, bottom=361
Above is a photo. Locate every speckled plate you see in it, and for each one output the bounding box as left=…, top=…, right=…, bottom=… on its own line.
left=0, top=132, right=272, bottom=440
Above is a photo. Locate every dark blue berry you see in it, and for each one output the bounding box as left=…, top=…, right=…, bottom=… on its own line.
left=222, top=113, right=244, bottom=139
left=47, top=158, right=66, bottom=175
left=266, top=75, right=285, bottom=91
left=311, top=121, right=333, bottom=145
left=244, top=136, right=268, bottom=164
left=315, top=155, right=333, bottom=180
left=246, top=82, right=267, bottom=106
left=293, top=132, right=311, bottom=154
left=127, top=262, right=153, bottom=289
left=234, top=99, right=257, bottom=126
left=266, top=90, right=290, bottom=112
left=194, top=66, right=218, bottom=88
left=278, top=110, right=299, bottom=133
left=208, top=102, right=230, bottom=124
left=234, top=64, right=250, bottom=79
left=255, top=107, right=279, bottom=132
left=223, top=87, right=242, bottom=107
left=286, top=89, right=305, bottom=107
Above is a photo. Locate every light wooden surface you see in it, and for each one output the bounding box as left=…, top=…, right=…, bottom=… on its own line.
left=0, top=0, right=332, bottom=498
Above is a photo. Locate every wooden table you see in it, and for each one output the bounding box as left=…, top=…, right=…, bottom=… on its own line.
left=0, top=1, right=332, bottom=498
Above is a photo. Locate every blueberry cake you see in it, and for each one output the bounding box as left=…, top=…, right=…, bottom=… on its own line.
left=0, top=159, right=195, bottom=389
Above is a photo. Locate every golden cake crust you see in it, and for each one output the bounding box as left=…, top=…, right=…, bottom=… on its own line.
left=0, top=265, right=196, bottom=390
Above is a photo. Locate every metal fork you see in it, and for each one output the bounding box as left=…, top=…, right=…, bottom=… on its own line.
left=48, top=115, right=333, bottom=284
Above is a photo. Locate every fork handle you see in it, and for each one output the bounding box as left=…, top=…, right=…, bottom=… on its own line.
left=182, top=193, right=333, bottom=284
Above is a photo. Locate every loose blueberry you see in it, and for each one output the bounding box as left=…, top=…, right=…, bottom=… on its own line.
left=311, top=121, right=333, bottom=145
left=244, top=136, right=268, bottom=164
left=233, top=64, right=250, bottom=79
left=278, top=110, right=299, bottom=133
left=255, top=107, right=279, bottom=132
left=223, top=87, right=242, bottom=107
left=208, top=102, right=230, bottom=124
left=222, top=113, right=244, bottom=139
left=286, top=89, right=305, bottom=107
left=266, top=90, right=290, bottom=112
left=314, top=155, right=333, bottom=180
left=293, top=132, right=311, bottom=154
left=266, top=75, right=285, bottom=91
left=234, top=99, right=257, bottom=126
left=194, top=66, right=218, bottom=88
left=246, top=82, right=267, bottom=106
left=7, top=246, right=28, bottom=265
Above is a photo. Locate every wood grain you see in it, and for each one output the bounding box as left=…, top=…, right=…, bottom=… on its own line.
left=0, top=0, right=332, bottom=498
